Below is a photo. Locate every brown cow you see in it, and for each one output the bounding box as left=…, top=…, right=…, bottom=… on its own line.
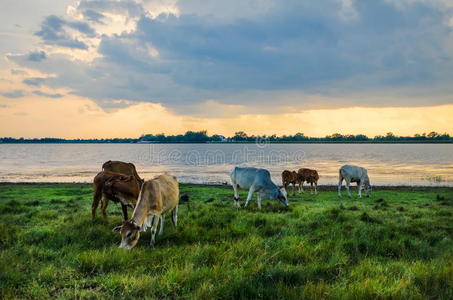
left=102, top=160, right=141, bottom=181
left=92, top=171, right=144, bottom=220
left=297, top=168, right=320, bottom=194
left=113, top=173, right=179, bottom=250
left=281, top=170, right=299, bottom=195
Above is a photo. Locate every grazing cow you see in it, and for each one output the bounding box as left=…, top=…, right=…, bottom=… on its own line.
left=338, top=165, right=371, bottom=198
left=230, top=167, right=288, bottom=209
left=102, top=160, right=141, bottom=182
left=282, top=170, right=299, bottom=195
left=113, top=173, right=179, bottom=250
left=92, top=171, right=143, bottom=220
left=297, top=168, right=319, bottom=194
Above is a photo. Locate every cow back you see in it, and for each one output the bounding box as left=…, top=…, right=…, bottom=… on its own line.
left=102, top=160, right=142, bottom=181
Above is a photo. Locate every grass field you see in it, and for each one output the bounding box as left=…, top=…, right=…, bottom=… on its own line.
left=0, top=184, right=452, bottom=299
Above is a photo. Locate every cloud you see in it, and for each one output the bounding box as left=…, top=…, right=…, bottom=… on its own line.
left=7, top=0, right=453, bottom=113
left=0, top=90, right=25, bottom=98
left=27, top=51, right=47, bottom=62
left=22, top=77, right=46, bottom=86
left=10, top=69, right=27, bottom=75
left=82, top=9, right=105, bottom=24
left=32, top=90, right=64, bottom=98
left=76, top=0, right=144, bottom=18
left=35, top=15, right=96, bottom=49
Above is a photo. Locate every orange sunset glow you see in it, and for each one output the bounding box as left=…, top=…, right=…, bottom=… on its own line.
left=1, top=0, right=453, bottom=138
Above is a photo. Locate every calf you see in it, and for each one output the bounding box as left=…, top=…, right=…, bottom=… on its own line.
left=338, top=165, right=371, bottom=198
left=282, top=170, right=299, bottom=195
left=113, top=173, right=179, bottom=250
left=230, top=167, right=288, bottom=209
left=297, top=168, right=319, bottom=194
left=92, top=171, right=143, bottom=220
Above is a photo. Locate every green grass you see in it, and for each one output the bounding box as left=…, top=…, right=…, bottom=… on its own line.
left=0, top=184, right=452, bottom=299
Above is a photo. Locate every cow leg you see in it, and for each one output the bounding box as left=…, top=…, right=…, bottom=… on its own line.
left=297, top=181, right=302, bottom=193
left=233, top=184, right=240, bottom=207
left=345, top=179, right=352, bottom=198
left=310, top=182, right=314, bottom=194
left=314, top=182, right=318, bottom=195
left=358, top=180, right=363, bottom=198
left=150, top=214, right=160, bottom=246
left=158, top=215, right=164, bottom=236
left=92, top=186, right=102, bottom=219
left=101, top=196, right=109, bottom=218
left=338, top=177, right=343, bottom=198
left=292, top=183, right=296, bottom=196
left=120, top=204, right=128, bottom=221
left=171, top=205, right=178, bottom=227
left=244, top=186, right=255, bottom=207
left=300, top=182, right=305, bottom=193
left=257, top=194, right=262, bottom=210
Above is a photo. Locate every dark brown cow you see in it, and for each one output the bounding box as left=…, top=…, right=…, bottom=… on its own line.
left=92, top=171, right=143, bottom=220
left=102, top=160, right=141, bottom=181
left=281, top=170, right=299, bottom=195
left=297, top=168, right=320, bottom=194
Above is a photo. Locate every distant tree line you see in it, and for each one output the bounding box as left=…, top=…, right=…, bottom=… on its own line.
left=0, top=137, right=138, bottom=143
left=223, top=131, right=452, bottom=143
left=1, top=131, right=451, bottom=143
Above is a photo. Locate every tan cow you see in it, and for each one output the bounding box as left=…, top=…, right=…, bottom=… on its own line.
left=102, top=160, right=142, bottom=182
left=297, top=168, right=320, bottom=194
left=113, top=173, right=179, bottom=250
left=92, top=171, right=143, bottom=220
left=281, top=170, right=299, bottom=195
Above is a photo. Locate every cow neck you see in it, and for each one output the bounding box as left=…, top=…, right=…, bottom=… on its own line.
left=130, top=184, right=150, bottom=227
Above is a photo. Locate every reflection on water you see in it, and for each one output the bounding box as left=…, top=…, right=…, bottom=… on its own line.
left=0, top=143, right=452, bottom=186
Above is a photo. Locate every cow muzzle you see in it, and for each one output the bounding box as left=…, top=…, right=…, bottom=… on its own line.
left=118, top=242, right=132, bottom=251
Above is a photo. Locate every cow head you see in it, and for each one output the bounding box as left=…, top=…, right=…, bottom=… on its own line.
left=278, top=187, right=288, bottom=206
left=113, top=220, right=141, bottom=250
left=266, top=187, right=288, bottom=206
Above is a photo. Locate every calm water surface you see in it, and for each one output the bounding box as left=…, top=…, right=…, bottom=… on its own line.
left=0, top=143, right=452, bottom=186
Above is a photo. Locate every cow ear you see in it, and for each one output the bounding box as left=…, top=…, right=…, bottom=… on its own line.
left=112, top=225, right=122, bottom=233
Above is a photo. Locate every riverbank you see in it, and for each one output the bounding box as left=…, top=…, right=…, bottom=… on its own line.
left=1, top=182, right=452, bottom=191
left=0, top=184, right=452, bottom=299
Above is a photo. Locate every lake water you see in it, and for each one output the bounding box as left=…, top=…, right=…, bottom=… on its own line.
left=0, top=143, right=452, bottom=186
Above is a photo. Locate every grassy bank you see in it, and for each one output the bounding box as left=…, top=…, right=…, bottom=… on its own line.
left=0, top=184, right=452, bottom=299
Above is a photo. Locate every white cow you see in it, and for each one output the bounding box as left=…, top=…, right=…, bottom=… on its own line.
left=338, top=165, right=371, bottom=198
left=230, top=167, right=288, bottom=209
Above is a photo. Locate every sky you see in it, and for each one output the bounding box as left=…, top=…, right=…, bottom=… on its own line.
left=0, top=0, right=453, bottom=138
